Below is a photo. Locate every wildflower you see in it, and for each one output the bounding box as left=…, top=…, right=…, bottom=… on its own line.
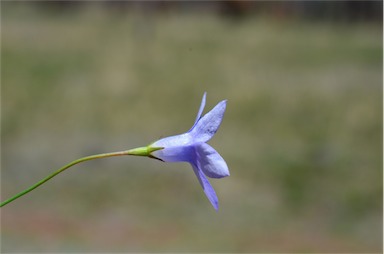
left=1, top=93, right=229, bottom=210
left=146, top=93, right=229, bottom=210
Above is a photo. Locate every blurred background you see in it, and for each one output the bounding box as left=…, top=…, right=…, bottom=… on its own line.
left=1, top=1, right=382, bottom=252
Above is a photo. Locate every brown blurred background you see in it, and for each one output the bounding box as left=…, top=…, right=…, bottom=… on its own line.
left=1, top=1, right=382, bottom=252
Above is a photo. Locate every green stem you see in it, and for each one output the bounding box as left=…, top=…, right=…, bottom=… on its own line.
left=0, top=148, right=154, bottom=208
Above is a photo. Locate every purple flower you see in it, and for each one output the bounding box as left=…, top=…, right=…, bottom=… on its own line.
left=149, top=93, right=229, bottom=210
left=0, top=93, right=229, bottom=208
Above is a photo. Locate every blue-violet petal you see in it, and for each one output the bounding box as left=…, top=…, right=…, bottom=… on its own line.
left=191, top=92, right=207, bottom=130
left=192, top=164, right=219, bottom=211
left=196, top=143, right=229, bottom=179
left=190, top=100, right=227, bottom=143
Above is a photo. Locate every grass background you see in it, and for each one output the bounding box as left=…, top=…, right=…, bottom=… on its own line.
left=1, top=2, right=382, bottom=252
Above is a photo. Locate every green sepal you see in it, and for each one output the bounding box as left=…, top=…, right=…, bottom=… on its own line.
left=126, top=146, right=163, bottom=157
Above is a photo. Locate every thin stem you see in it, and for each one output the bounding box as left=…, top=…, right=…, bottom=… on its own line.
left=0, top=150, right=134, bottom=207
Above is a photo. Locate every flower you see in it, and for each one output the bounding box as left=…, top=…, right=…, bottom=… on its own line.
left=148, top=92, right=229, bottom=211
left=0, top=93, right=229, bottom=208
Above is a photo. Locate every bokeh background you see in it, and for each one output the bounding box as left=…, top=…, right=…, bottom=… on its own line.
left=1, top=1, right=382, bottom=252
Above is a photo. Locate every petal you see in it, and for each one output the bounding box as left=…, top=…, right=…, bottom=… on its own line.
left=196, top=143, right=229, bottom=179
left=190, top=92, right=207, bottom=131
left=192, top=163, right=219, bottom=211
left=190, top=100, right=227, bottom=143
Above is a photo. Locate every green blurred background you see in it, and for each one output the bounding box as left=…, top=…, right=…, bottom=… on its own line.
left=1, top=1, right=382, bottom=252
